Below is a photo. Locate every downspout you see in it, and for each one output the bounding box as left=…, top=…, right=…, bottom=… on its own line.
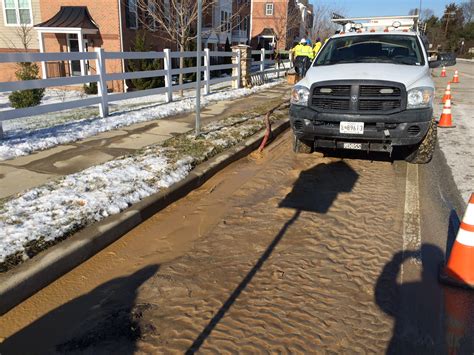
left=118, top=0, right=127, bottom=92
left=249, top=0, right=253, bottom=46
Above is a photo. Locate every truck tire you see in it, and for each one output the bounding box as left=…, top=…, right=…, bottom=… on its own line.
left=404, top=119, right=437, bottom=164
left=293, top=134, right=313, bottom=154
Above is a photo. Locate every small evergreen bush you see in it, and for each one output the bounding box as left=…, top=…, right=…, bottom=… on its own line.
left=9, top=62, right=45, bottom=109
left=128, top=32, right=164, bottom=90
left=83, top=82, right=98, bottom=95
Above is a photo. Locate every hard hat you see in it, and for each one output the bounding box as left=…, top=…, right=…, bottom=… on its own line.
left=300, top=38, right=306, bottom=44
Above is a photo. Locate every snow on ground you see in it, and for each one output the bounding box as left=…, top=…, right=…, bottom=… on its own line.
left=0, top=79, right=284, bottom=161
left=0, top=88, right=90, bottom=112
left=0, top=110, right=281, bottom=268
left=435, top=92, right=474, bottom=204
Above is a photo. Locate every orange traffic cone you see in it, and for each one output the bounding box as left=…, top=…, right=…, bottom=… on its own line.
left=442, top=82, right=452, bottom=104
left=441, top=65, right=447, bottom=77
left=452, top=70, right=460, bottom=83
left=440, top=193, right=474, bottom=289
left=438, top=99, right=455, bottom=128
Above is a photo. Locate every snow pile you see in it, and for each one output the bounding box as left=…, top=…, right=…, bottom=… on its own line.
left=0, top=80, right=284, bottom=161
left=0, top=151, right=193, bottom=267
left=0, top=109, right=283, bottom=269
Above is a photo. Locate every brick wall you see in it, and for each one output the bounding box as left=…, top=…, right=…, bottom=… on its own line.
left=251, top=0, right=291, bottom=50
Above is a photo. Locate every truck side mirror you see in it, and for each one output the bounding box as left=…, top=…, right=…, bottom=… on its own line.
left=429, top=59, right=441, bottom=68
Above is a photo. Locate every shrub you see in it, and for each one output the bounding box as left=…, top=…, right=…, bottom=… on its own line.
left=128, top=32, right=164, bottom=90
left=83, top=82, right=98, bottom=95
left=9, top=62, right=45, bottom=109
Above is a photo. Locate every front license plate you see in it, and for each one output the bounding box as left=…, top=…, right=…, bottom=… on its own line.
left=343, top=142, right=363, bottom=150
left=340, top=121, right=364, bottom=134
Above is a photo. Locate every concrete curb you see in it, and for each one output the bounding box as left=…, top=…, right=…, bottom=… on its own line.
left=457, top=58, right=474, bottom=63
left=0, top=119, right=290, bottom=315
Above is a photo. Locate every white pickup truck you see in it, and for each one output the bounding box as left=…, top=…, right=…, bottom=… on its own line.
left=290, top=18, right=442, bottom=164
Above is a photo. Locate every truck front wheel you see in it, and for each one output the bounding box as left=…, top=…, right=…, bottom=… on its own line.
left=404, top=119, right=437, bottom=164
left=293, top=134, right=313, bottom=154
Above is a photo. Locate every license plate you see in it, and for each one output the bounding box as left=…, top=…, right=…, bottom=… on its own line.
left=343, top=142, right=363, bottom=150
left=340, top=121, right=364, bottom=134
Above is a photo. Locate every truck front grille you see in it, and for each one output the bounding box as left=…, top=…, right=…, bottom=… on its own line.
left=312, top=98, right=350, bottom=110
left=311, top=82, right=404, bottom=114
left=358, top=99, right=400, bottom=111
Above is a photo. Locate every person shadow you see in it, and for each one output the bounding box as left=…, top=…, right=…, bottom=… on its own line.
left=375, top=243, right=474, bottom=354
left=0, top=264, right=159, bottom=355
left=279, top=160, right=358, bottom=213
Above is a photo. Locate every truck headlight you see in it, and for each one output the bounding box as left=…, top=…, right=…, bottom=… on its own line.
left=291, top=86, right=310, bottom=106
left=407, top=87, right=434, bottom=109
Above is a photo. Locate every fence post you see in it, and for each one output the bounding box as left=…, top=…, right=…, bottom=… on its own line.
left=95, top=48, right=109, bottom=118
left=204, top=48, right=211, bottom=95
left=164, top=48, right=173, bottom=103
left=260, top=48, right=265, bottom=84
left=0, top=121, right=3, bottom=139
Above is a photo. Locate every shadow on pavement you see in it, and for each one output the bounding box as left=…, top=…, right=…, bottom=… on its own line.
left=446, top=209, right=460, bottom=259
left=186, top=160, right=358, bottom=353
left=279, top=160, right=358, bottom=213
left=375, top=243, right=474, bottom=354
left=0, top=264, right=159, bottom=355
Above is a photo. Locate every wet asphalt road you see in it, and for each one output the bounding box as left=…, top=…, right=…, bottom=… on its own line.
left=1, top=128, right=473, bottom=354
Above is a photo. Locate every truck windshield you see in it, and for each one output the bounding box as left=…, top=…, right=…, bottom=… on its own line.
left=314, top=34, right=425, bottom=66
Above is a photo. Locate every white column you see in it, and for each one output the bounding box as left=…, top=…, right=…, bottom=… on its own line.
left=38, top=31, right=48, bottom=79
left=77, top=30, right=86, bottom=77
left=164, top=48, right=173, bottom=103
left=204, top=48, right=210, bottom=95
left=260, top=48, right=265, bottom=83
left=95, top=48, right=109, bottom=117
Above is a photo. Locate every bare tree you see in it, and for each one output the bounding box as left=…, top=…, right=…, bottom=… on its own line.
left=421, top=8, right=435, bottom=21
left=271, top=2, right=300, bottom=51
left=136, top=0, right=214, bottom=92
left=461, top=0, right=473, bottom=23
left=136, top=0, right=246, bottom=93
left=312, top=4, right=345, bottom=41
left=0, top=24, right=34, bottom=51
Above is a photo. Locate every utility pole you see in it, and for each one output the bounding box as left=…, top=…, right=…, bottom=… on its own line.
left=195, top=0, right=202, bottom=136
left=444, top=11, right=456, bottom=36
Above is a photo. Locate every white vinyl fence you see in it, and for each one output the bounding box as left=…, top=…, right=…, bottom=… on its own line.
left=0, top=48, right=289, bottom=138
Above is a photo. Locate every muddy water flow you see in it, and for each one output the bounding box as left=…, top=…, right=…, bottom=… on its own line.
left=1, top=131, right=441, bottom=354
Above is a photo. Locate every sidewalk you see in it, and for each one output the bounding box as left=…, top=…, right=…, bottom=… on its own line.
left=0, top=84, right=290, bottom=199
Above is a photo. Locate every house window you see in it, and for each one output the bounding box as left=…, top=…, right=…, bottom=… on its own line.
left=125, top=0, right=138, bottom=29
left=220, top=11, right=230, bottom=32
left=243, top=16, right=248, bottom=31
left=3, top=0, right=32, bottom=25
left=236, top=15, right=240, bottom=31
left=147, top=0, right=157, bottom=30
left=265, top=3, right=273, bottom=16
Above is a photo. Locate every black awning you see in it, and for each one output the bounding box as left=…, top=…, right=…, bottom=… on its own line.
left=35, top=6, right=98, bottom=30
left=261, top=28, right=276, bottom=36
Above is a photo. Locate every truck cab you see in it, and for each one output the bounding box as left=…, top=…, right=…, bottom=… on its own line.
left=289, top=16, right=441, bottom=163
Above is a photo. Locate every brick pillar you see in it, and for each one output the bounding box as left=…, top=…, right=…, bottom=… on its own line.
left=232, top=44, right=252, bottom=88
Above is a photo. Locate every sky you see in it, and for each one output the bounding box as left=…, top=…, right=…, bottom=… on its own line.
left=314, top=0, right=466, bottom=18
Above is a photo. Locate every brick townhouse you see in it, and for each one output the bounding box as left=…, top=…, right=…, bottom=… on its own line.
left=0, top=0, right=42, bottom=82
left=0, top=0, right=305, bottom=90
left=35, top=0, right=175, bottom=92
left=249, top=0, right=312, bottom=50
left=0, top=0, right=252, bottom=91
